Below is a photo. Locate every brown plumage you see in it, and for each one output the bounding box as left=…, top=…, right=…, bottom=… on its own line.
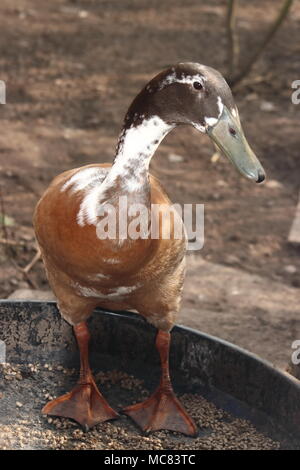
left=34, top=164, right=185, bottom=332
left=33, top=62, right=265, bottom=435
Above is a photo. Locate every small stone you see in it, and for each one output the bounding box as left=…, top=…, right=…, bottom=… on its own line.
left=231, top=289, right=240, bottom=296
left=265, top=179, right=283, bottom=189
left=260, top=101, right=276, bottom=112
left=284, top=265, right=297, bottom=274
left=216, top=179, right=228, bottom=187
left=211, top=152, right=220, bottom=163
left=245, top=92, right=258, bottom=101
left=78, top=10, right=89, bottom=18
left=225, top=254, right=239, bottom=265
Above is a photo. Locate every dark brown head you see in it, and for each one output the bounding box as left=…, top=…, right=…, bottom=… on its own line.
left=125, top=62, right=265, bottom=183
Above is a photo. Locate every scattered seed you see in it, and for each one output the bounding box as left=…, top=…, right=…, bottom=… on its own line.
left=0, top=363, right=288, bottom=450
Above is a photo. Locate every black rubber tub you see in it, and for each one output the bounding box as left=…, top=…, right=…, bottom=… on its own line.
left=1, top=300, right=300, bottom=449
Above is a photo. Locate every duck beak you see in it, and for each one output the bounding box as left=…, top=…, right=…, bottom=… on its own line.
left=206, top=106, right=265, bottom=183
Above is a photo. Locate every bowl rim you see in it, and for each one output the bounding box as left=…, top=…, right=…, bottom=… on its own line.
left=1, top=298, right=299, bottom=392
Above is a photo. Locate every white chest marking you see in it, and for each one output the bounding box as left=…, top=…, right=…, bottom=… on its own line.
left=61, top=167, right=108, bottom=193
left=74, top=282, right=140, bottom=299
left=104, top=257, right=121, bottom=264
left=87, top=272, right=110, bottom=281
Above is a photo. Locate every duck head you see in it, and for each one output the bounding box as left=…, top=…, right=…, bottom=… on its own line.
left=128, top=62, right=265, bottom=183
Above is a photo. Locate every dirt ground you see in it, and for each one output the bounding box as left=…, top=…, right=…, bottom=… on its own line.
left=0, top=1, right=299, bottom=363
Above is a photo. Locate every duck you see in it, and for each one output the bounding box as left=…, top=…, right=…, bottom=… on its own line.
left=33, top=62, right=265, bottom=436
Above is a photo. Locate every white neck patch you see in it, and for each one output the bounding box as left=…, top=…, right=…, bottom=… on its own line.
left=115, top=115, right=173, bottom=165
left=102, top=115, right=173, bottom=194
left=62, top=116, right=173, bottom=227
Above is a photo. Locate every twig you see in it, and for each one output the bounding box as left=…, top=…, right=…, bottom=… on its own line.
left=226, top=0, right=239, bottom=78
left=0, top=186, right=9, bottom=246
left=23, top=248, right=41, bottom=274
left=229, top=0, right=294, bottom=87
left=230, top=73, right=272, bottom=92
left=0, top=184, right=40, bottom=286
left=288, top=190, right=300, bottom=244
left=0, top=237, right=26, bottom=247
left=0, top=185, right=18, bottom=264
left=0, top=185, right=41, bottom=290
left=9, top=257, right=39, bottom=289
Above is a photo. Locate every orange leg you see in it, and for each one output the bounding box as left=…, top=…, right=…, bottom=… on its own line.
left=42, top=322, right=118, bottom=430
left=123, top=330, right=197, bottom=436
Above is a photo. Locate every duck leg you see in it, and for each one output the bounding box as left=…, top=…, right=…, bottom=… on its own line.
left=123, top=330, right=197, bottom=436
left=42, top=322, right=118, bottom=430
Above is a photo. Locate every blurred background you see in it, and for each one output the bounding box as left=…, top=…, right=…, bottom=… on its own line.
left=0, top=0, right=299, bottom=369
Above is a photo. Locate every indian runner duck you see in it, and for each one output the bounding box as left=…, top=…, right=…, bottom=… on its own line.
left=33, top=62, right=265, bottom=436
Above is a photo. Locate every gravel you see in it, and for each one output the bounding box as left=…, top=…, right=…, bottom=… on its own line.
left=0, top=363, right=281, bottom=450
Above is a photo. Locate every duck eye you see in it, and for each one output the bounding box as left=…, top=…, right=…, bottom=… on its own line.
left=193, top=81, right=203, bottom=90
left=229, top=127, right=237, bottom=137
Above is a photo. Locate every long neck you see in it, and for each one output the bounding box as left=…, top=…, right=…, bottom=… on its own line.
left=104, top=115, right=174, bottom=194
